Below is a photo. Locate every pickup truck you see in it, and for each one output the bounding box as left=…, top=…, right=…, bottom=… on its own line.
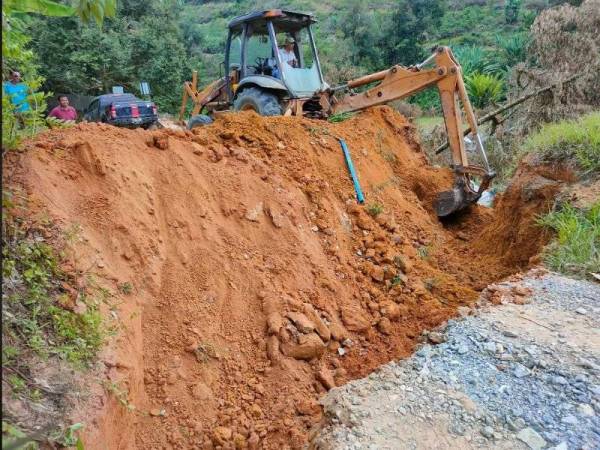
left=83, top=93, right=158, bottom=129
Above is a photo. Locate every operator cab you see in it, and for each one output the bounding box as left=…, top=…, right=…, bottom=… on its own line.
left=226, top=9, right=327, bottom=102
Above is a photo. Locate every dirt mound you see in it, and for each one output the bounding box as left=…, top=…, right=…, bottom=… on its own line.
left=474, top=157, right=576, bottom=268
left=7, top=106, right=557, bottom=449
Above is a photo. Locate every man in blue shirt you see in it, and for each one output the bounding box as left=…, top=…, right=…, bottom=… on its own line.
left=3, top=70, right=30, bottom=113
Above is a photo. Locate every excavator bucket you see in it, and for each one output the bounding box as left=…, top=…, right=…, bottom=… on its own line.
left=435, top=186, right=468, bottom=217
left=435, top=171, right=494, bottom=217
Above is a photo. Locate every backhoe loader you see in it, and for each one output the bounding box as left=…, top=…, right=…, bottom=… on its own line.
left=178, top=9, right=496, bottom=217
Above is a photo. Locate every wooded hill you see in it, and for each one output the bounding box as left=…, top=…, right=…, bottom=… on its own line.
left=24, top=0, right=581, bottom=113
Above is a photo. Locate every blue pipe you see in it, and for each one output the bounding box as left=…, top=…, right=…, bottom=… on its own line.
left=338, top=138, right=365, bottom=204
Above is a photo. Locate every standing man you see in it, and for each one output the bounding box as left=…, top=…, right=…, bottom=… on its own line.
left=3, top=70, right=30, bottom=113
left=48, top=95, right=77, bottom=121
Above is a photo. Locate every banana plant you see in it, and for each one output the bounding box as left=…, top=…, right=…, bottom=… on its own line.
left=3, top=0, right=116, bottom=24
left=465, top=72, right=505, bottom=109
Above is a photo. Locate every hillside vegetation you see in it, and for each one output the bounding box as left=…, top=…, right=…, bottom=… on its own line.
left=21, top=0, right=571, bottom=114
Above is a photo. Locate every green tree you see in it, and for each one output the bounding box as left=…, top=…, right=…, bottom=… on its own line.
left=29, top=0, right=193, bottom=112
left=2, top=0, right=116, bottom=149
left=465, top=72, right=504, bottom=109
left=382, top=0, right=446, bottom=66
left=495, top=34, right=528, bottom=68
left=32, top=16, right=134, bottom=94
left=337, top=0, right=385, bottom=71
left=128, top=1, right=194, bottom=111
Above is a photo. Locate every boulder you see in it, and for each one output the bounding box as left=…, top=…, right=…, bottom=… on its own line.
left=316, top=367, right=336, bottom=390
left=379, top=301, right=407, bottom=321
left=281, top=332, right=325, bottom=360
left=377, top=317, right=392, bottom=334
left=212, top=426, right=232, bottom=446
left=368, top=264, right=385, bottom=282
left=328, top=322, right=348, bottom=341
left=302, top=303, right=331, bottom=342
left=286, top=311, right=315, bottom=333
left=266, top=335, right=281, bottom=363
left=394, top=255, right=413, bottom=273
left=191, top=382, right=212, bottom=401
left=266, top=312, right=284, bottom=335
left=341, top=306, right=370, bottom=332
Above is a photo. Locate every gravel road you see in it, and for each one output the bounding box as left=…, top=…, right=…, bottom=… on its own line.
left=312, top=271, right=600, bottom=449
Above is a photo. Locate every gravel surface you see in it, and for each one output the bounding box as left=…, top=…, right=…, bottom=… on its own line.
left=312, top=272, right=600, bottom=449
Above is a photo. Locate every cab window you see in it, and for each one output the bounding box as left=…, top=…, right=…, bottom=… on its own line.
left=244, top=25, right=274, bottom=77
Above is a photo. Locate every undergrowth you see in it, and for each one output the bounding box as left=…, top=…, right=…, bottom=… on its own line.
left=2, top=225, right=104, bottom=368
left=365, top=202, right=384, bottom=217
left=520, top=112, right=600, bottom=175
left=2, top=189, right=106, bottom=446
left=538, top=201, right=600, bottom=280
left=328, top=111, right=356, bottom=123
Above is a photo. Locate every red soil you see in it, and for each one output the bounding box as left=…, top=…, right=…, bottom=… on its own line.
left=6, top=106, right=559, bottom=449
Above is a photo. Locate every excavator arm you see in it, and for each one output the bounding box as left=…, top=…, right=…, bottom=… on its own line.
left=178, top=70, right=231, bottom=126
left=330, top=46, right=496, bottom=216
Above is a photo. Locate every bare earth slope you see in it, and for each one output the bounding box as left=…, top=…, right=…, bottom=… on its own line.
left=8, top=107, right=562, bottom=449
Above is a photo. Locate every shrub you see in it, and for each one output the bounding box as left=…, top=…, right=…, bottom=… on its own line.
left=366, top=202, right=384, bottom=217
left=521, top=112, right=600, bottom=175
left=2, top=194, right=105, bottom=369
left=409, top=89, right=441, bottom=114
left=505, top=0, right=522, bottom=24
left=465, top=72, right=504, bottom=108
left=495, top=33, right=528, bottom=68
left=454, top=46, right=501, bottom=76
left=538, top=202, right=600, bottom=280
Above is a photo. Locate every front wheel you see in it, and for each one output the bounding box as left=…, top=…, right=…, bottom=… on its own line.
left=233, top=87, right=282, bottom=116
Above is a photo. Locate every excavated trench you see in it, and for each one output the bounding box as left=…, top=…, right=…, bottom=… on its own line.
left=11, top=107, right=567, bottom=449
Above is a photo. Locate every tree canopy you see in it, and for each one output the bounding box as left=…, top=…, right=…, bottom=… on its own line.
left=6, top=0, right=578, bottom=121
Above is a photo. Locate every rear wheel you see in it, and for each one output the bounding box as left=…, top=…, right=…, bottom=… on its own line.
left=233, top=87, right=282, bottom=116
left=187, top=114, right=213, bottom=130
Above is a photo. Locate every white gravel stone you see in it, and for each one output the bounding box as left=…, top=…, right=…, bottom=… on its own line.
left=576, top=403, right=594, bottom=417
left=516, top=427, right=547, bottom=450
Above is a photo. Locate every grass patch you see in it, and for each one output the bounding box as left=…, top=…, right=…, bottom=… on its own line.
left=118, top=281, right=133, bottom=295
left=521, top=112, right=600, bottom=175
left=365, top=202, right=384, bottom=217
left=103, top=380, right=136, bottom=411
left=2, top=189, right=106, bottom=446
left=538, top=201, right=600, bottom=280
left=328, top=111, right=356, bottom=123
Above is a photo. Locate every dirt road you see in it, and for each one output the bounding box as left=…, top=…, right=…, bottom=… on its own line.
left=313, top=271, right=600, bottom=449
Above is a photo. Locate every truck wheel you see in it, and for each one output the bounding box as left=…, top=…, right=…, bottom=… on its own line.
left=187, top=114, right=213, bottom=130
left=233, top=87, right=282, bottom=116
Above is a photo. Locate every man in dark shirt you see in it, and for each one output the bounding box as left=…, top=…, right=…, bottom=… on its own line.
left=48, top=95, right=77, bottom=121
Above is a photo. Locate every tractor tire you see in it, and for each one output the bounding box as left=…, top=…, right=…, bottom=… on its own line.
left=233, top=87, right=282, bottom=116
left=187, top=114, right=214, bottom=130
